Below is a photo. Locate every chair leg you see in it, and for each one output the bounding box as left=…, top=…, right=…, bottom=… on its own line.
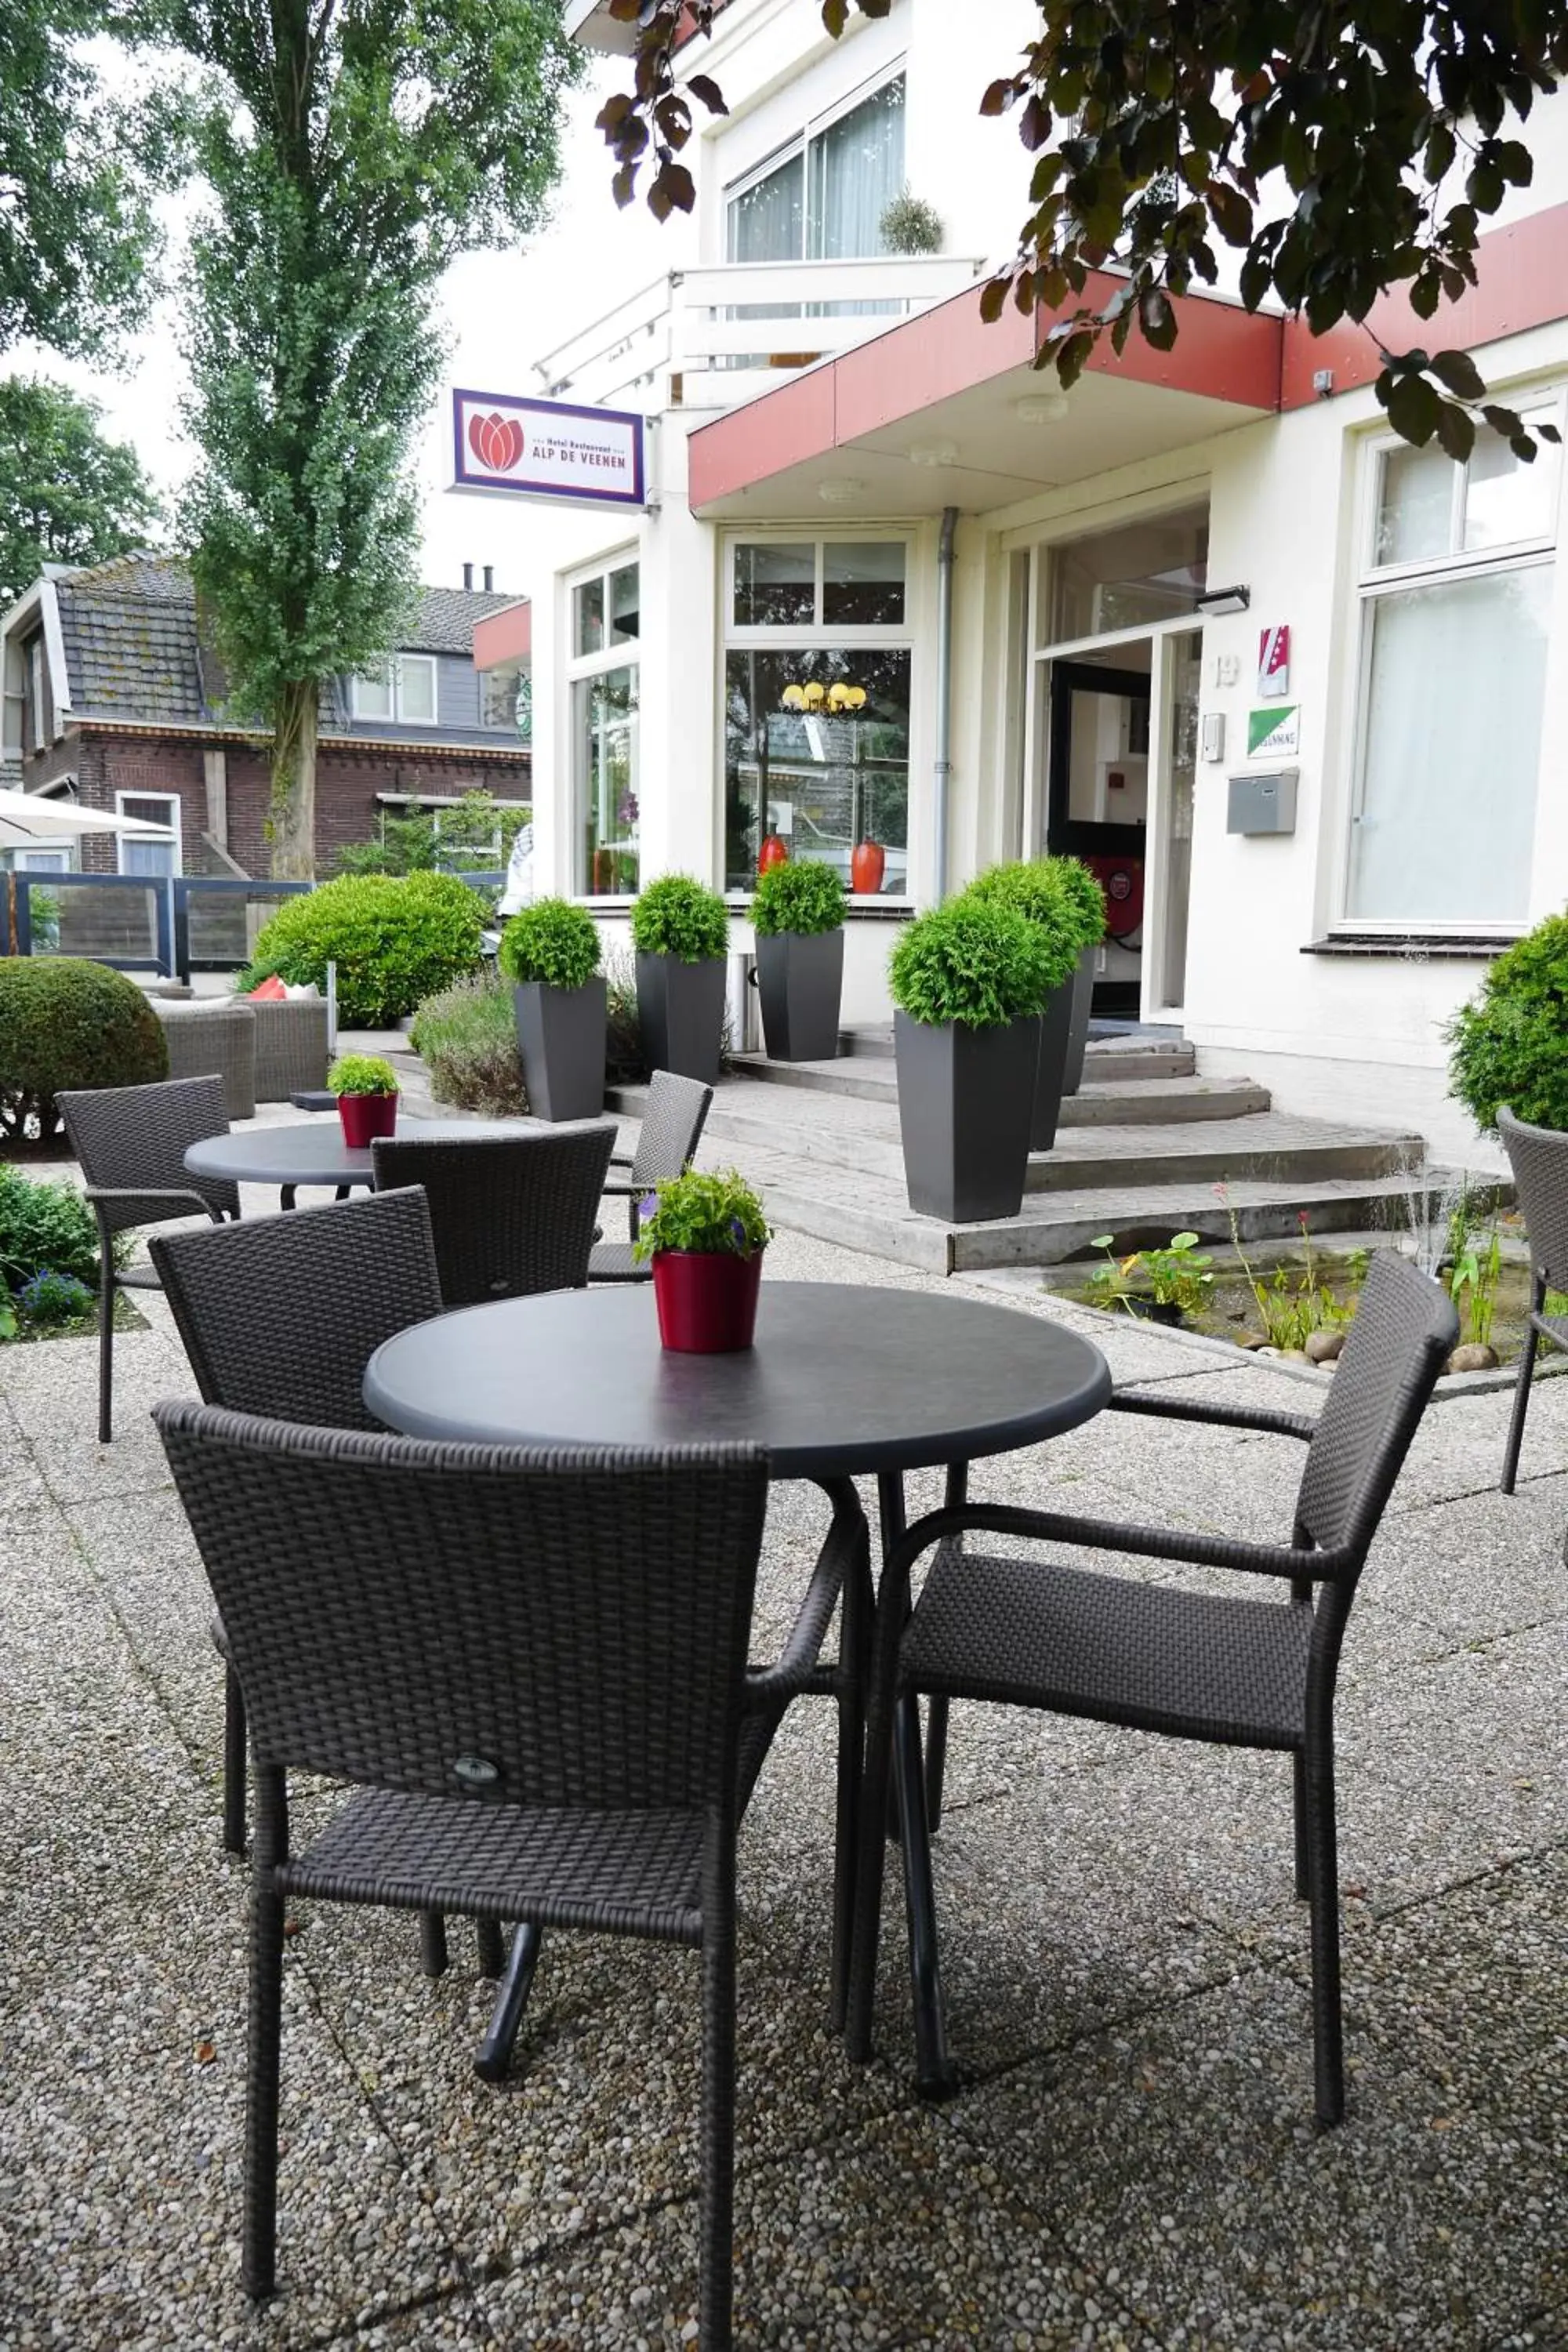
left=475, top=1917, right=506, bottom=1978
left=242, top=1874, right=286, bottom=2299
left=698, top=1886, right=738, bottom=2351
left=924, top=1697, right=950, bottom=1834
left=1501, top=1325, right=1540, bottom=1495
left=894, top=1693, right=956, bottom=2099
left=475, top=1924, right=545, bottom=2084
left=829, top=1646, right=863, bottom=2037
left=1302, top=1734, right=1345, bottom=2128
left=418, top=1911, right=448, bottom=1977
left=1291, top=1750, right=1309, bottom=1900
left=97, top=1274, right=115, bottom=1444
left=223, top=1668, right=248, bottom=1856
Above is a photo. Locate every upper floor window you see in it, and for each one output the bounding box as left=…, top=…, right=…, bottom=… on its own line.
left=1345, top=407, right=1561, bottom=927
left=351, top=653, right=438, bottom=724
left=726, top=73, right=906, bottom=267
left=731, top=539, right=906, bottom=630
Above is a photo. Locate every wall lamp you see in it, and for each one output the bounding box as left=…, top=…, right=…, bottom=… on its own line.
left=1195, top=584, right=1250, bottom=617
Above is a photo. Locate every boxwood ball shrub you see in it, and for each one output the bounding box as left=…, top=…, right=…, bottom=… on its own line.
left=750, top=858, right=846, bottom=938
left=0, top=957, right=169, bottom=1146
left=1448, top=913, right=1568, bottom=1133
left=498, top=898, right=601, bottom=991
left=410, top=972, right=528, bottom=1116
left=963, top=862, right=1085, bottom=993
left=630, top=873, right=729, bottom=964
left=238, top=872, right=485, bottom=1026
left=1042, top=856, right=1108, bottom=951
left=0, top=1163, right=121, bottom=1291
left=889, top=896, right=1056, bottom=1030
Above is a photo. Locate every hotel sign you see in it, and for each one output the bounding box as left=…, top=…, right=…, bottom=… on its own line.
left=450, top=388, right=645, bottom=510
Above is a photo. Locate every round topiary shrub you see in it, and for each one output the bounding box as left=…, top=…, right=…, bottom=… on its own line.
left=889, top=897, right=1055, bottom=1029
left=238, top=872, right=485, bottom=1026
left=963, top=862, right=1087, bottom=993
left=751, top=858, right=846, bottom=938
left=630, top=873, right=729, bottom=964
left=1448, top=914, right=1568, bottom=1134
left=0, top=957, right=169, bottom=1147
left=498, top=898, right=602, bottom=990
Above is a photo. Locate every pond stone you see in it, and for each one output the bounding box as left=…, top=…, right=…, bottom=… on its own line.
left=1305, top=1330, right=1345, bottom=1363
left=1447, top=1342, right=1501, bottom=1374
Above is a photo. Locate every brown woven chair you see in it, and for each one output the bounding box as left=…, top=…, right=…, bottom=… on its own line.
left=148, top=1187, right=445, bottom=1860
left=154, top=1403, right=866, bottom=2344
left=56, top=1076, right=241, bottom=1443
left=371, top=1125, right=615, bottom=1307
left=1497, top=1107, right=1568, bottom=1493
left=847, top=1251, right=1457, bottom=2127
left=591, top=1069, right=713, bottom=1283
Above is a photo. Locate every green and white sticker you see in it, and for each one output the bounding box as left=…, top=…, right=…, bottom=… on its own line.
left=1247, top=703, right=1300, bottom=758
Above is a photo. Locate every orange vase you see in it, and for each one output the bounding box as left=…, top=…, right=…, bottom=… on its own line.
left=758, top=833, right=789, bottom=875
left=851, top=839, right=885, bottom=895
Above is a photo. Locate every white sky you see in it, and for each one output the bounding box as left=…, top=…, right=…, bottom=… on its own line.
left=2, top=66, right=673, bottom=600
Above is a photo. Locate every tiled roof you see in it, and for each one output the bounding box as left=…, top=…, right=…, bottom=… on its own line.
left=52, top=557, right=510, bottom=723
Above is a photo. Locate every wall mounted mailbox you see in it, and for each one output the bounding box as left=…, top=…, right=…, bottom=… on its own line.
left=1227, top=768, right=1298, bottom=835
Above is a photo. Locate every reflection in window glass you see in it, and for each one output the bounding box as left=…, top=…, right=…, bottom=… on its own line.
left=727, top=149, right=804, bottom=264
left=1348, top=564, right=1551, bottom=922
left=574, top=575, right=604, bottom=657
left=808, top=77, right=906, bottom=259
left=1047, top=508, right=1208, bottom=641
left=398, top=658, right=436, bottom=724
left=353, top=662, right=394, bottom=720
left=822, top=541, right=906, bottom=626
left=724, top=647, right=909, bottom=891
left=1375, top=442, right=1454, bottom=566
left=610, top=563, right=641, bottom=643
left=734, top=543, right=815, bottom=626
left=576, top=665, right=638, bottom=897
left=1464, top=428, right=1557, bottom=551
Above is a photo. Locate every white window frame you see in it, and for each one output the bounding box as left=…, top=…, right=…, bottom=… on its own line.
left=27, top=637, right=47, bottom=753
left=350, top=652, right=440, bottom=724
left=722, top=528, right=916, bottom=901
left=723, top=64, right=907, bottom=263
left=114, top=789, right=183, bottom=878
left=565, top=551, right=641, bottom=903
left=1335, top=394, right=1564, bottom=935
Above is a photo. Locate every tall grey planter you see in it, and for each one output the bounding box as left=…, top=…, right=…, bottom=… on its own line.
left=1031, top=978, right=1075, bottom=1153
left=512, top=977, right=607, bottom=1122
left=894, top=1009, right=1037, bottom=1222
left=756, top=927, right=844, bottom=1062
left=1062, top=946, right=1095, bottom=1096
left=636, top=951, right=726, bottom=1085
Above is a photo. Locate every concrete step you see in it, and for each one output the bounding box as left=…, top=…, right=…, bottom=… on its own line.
left=834, top=1022, right=1197, bottom=1080
left=728, top=1045, right=1214, bottom=1114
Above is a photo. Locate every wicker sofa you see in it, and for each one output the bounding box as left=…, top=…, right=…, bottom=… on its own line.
left=155, top=1003, right=257, bottom=1122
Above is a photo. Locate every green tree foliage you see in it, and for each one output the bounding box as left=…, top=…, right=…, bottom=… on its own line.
left=0, top=0, right=155, bottom=358
left=599, top=0, right=1566, bottom=459
left=125, top=0, right=579, bottom=878
left=0, top=378, right=162, bottom=601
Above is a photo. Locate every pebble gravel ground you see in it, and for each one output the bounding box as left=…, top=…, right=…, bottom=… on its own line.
left=2, top=1197, right=1565, bottom=2351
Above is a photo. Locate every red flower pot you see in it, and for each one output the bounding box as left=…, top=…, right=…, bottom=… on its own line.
left=337, top=1091, right=398, bottom=1148
left=758, top=832, right=789, bottom=875
left=651, top=1248, right=764, bottom=1353
left=850, top=839, right=885, bottom=895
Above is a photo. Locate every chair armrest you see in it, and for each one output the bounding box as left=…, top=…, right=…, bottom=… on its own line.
left=746, top=1479, right=869, bottom=1704
left=1109, top=1388, right=1317, bottom=1443
left=881, top=1499, right=1340, bottom=1601
left=84, top=1185, right=227, bottom=1223
left=609, top=1149, right=633, bottom=1171
left=601, top=1173, right=641, bottom=1197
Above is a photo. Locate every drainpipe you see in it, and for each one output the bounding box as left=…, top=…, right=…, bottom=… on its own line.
left=933, top=506, right=958, bottom=902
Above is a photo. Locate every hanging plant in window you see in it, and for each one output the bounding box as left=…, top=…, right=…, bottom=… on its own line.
left=879, top=190, right=943, bottom=256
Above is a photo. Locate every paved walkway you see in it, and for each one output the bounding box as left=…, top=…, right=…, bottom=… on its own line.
left=2, top=1216, right=1564, bottom=2349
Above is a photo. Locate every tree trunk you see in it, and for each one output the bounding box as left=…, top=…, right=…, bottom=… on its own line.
left=268, top=678, right=318, bottom=879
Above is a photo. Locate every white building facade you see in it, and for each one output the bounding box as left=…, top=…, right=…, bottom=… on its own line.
left=466, top=0, right=1568, bottom=1167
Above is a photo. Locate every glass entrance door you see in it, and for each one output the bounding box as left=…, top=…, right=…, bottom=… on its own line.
left=1045, top=653, right=1151, bottom=1017
left=1155, top=629, right=1202, bottom=1011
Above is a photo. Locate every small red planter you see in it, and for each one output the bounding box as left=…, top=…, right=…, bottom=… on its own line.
left=336, top=1091, right=398, bottom=1148
left=652, top=1248, right=764, bottom=1353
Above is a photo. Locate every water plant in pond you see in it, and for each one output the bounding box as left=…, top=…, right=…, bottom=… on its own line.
left=1220, top=1194, right=1358, bottom=1350
left=1088, top=1230, right=1213, bottom=1316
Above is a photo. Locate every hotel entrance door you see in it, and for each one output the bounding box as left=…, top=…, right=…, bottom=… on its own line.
left=1045, top=656, right=1152, bottom=1018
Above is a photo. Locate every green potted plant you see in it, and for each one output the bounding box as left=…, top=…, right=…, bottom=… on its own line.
left=1041, top=857, right=1109, bottom=1094
left=964, top=862, right=1087, bottom=1149
left=630, top=873, right=730, bottom=1085
left=750, top=858, right=846, bottom=1062
left=498, top=898, right=604, bottom=1121
left=1447, top=913, right=1568, bottom=1134
left=887, top=897, right=1054, bottom=1221
left=327, top=1051, right=401, bottom=1146
left=632, top=1167, right=771, bottom=1352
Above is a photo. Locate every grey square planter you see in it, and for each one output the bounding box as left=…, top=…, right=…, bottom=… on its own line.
left=893, top=1009, right=1037, bottom=1222
left=636, top=951, right=726, bottom=1085
left=755, top=927, right=844, bottom=1062
left=512, top=977, right=607, bottom=1122
left=1062, top=946, right=1095, bottom=1096
left=1032, top=976, right=1075, bottom=1152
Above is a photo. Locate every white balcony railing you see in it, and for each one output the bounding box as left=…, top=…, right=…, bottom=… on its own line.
left=532, top=253, right=988, bottom=416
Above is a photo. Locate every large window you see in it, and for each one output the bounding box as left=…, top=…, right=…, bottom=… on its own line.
left=726, top=74, right=906, bottom=270
left=1345, top=411, right=1560, bottom=927
left=351, top=654, right=438, bottom=724
left=724, top=538, right=910, bottom=893
left=569, top=557, right=639, bottom=897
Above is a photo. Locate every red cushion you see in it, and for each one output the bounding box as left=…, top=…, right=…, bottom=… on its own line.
left=246, top=975, right=289, bottom=1000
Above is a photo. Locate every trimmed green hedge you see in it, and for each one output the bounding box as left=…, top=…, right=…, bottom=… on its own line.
left=751, top=858, right=845, bottom=938
left=630, top=874, right=728, bottom=964
left=1448, top=914, right=1568, bottom=1133
left=889, top=897, right=1055, bottom=1030
left=963, top=862, right=1084, bottom=993
left=0, top=958, right=169, bottom=1147
left=499, top=898, right=601, bottom=990
left=239, top=872, right=485, bottom=1026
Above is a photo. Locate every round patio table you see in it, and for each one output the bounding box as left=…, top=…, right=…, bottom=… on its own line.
left=365, top=1278, right=1110, bottom=2086
left=184, top=1116, right=591, bottom=1210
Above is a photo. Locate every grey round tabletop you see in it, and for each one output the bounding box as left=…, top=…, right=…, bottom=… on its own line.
left=184, top=1116, right=595, bottom=1190
left=363, top=1279, right=1112, bottom=1479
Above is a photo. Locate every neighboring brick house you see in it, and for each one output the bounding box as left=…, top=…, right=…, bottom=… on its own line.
left=0, top=555, right=531, bottom=877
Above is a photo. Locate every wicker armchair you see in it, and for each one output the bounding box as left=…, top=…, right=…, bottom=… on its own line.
left=56, top=1076, right=241, bottom=1443
left=154, top=1002, right=257, bottom=1122
left=590, top=1069, right=713, bottom=1283
left=154, top=1402, right=867, bottom=2346
left=251, top=996, right=330, bottom=1102
left=148, top=1187, right=445, bottom=1859
left=1497, top=1107, right=1568, bottom=1493
left=847, top=1251, right=1457, bottom=2127
left=371, top=1125, right=615, bottom=1308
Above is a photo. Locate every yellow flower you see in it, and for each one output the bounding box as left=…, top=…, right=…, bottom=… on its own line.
left=780, top=684, right=807, bottom=710
left=802, top=681, right=826, bottom=710
left=844, top=684, right=867, bottom=711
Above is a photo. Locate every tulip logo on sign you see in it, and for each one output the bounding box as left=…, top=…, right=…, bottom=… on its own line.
left=468, top=411, right=524, bottom=474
